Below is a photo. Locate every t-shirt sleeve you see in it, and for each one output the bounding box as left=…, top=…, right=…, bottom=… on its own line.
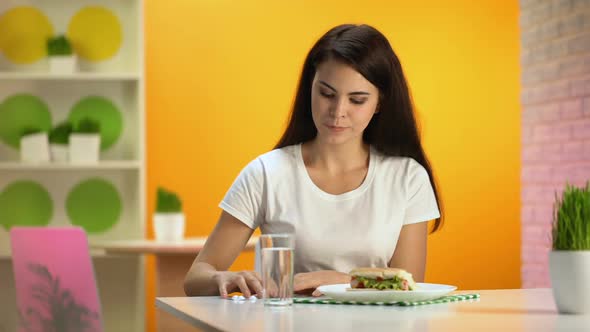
left=403, top=160, right=440, bottom=225
left=219, top=158, right=266, bottom=229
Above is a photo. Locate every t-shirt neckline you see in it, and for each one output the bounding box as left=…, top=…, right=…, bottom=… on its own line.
left=295, top=143, right=376, bottom=201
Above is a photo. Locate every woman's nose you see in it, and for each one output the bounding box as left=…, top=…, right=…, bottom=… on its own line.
left=330, top=99, right=347, bottom=118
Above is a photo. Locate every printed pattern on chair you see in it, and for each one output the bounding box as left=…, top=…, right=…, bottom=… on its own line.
left=10, top=227, right=103, bottom=332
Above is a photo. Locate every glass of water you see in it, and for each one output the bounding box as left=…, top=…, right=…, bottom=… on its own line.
left=260, top=233, right=295, bottom=306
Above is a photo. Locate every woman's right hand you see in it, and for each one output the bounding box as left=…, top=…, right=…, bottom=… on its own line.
left=184, top=212, right=259, bottom=297
left=213, top=270, right=263, bottom=298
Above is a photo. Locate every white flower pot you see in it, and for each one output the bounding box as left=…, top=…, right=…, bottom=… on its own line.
left=69, top=134, right=100, bottom=163
left=20, top=133, right=50, bottom=163
left=49, top=55, right=77, bottom=74
left=50, top=144, right=68, bottom=162
left=549, top=250, right=590, bottom=314
left=154, top=213, right=185, bottom=242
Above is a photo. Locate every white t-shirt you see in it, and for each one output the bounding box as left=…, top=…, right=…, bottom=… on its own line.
left=219, top=144, right=440, bottom=274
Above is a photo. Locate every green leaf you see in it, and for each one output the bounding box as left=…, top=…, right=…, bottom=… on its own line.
left=156, top=187, right=182, bottom=213
left=552, top=181, right=590, bottom=250
left=49, top=121, right=72, bottom=145
left=47, top=35, right=73, bottom=56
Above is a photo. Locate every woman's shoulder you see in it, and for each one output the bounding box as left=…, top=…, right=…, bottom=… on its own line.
left=235, top=145, right=299, bottom=181
left=371, top=148, right=426, bottom=176
left=257, top=144, right=299, bottom=163
left=246, top=144, right=299, bottom=172
left=372, top=148, right=415, bottom=165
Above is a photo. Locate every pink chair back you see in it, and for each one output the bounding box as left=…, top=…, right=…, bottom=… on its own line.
left=10, top=227, right=103, bottom=332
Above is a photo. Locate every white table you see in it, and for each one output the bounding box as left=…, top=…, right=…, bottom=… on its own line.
left=156, top=289, right=590, bottom=331
left=91, top=237, right=258, bottom=331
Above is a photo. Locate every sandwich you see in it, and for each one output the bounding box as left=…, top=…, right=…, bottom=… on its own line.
left=349, top=267, right=417, bottom=291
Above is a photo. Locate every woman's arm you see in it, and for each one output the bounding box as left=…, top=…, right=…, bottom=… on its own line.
left=184, top=211, right=261, bottom=297
left=294, top=270, right=351, bottom=296
left=388, top=221, right=428, bottom=282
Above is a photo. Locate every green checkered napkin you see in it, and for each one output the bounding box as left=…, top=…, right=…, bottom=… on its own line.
left=293, top=293, right=480, bottom=306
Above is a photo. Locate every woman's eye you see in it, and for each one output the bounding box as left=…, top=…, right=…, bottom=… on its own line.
left=320, top=91, right=334, bottom=98
left=350, top=98, right=366, bottom=105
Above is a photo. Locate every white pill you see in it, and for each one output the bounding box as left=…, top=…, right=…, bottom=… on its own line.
left=232, top=295, right=239, bottom=301
left=249, top=295, right=257, bottom=301
left=238, top=295, right=246, bottom=300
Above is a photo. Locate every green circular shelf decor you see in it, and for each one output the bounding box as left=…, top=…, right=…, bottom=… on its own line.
left=68, top=96, right=123, bottom=151
left=0, top=181, right=53, bottom=230
left=0, top=94, right=52, bottom=148
left=66, top=178, right=122, bottom=233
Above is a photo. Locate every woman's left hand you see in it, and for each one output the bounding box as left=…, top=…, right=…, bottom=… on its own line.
left=294, top=270, right=351, bottom=297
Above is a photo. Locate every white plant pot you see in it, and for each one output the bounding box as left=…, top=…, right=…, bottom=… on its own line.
left=69, top=134, right=100, bottom=163
left=20, top=133, right=50, bottom=163
left=50, top=144, right=68, bottom=162
left=549, top=250, right=590, bottom=314
left=49, top=55, right=77, bottom=74
left=154, top=213, right=185, bottom=242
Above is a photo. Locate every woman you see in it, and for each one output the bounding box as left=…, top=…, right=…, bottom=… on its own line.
left=184, top=24, right=442, bottom=298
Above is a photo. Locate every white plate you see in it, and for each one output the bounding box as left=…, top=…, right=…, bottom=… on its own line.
left=316, top=283, right=457, bottom=302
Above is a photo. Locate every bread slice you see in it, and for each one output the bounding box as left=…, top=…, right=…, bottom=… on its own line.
left=349, top=267, right=386, bottom=279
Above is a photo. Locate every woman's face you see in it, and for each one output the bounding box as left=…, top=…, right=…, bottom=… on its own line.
left=311, top=59, right=380, bottom=146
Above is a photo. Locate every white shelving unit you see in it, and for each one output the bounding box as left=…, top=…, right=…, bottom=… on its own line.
left=0, top=1, right=146, bottom=331
left=0, top=72, right=140, bottom=80
left=0, top=161, right=142, bottom=170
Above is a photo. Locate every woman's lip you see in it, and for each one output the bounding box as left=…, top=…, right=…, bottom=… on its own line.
left=325, top=125, right=348, bottom=132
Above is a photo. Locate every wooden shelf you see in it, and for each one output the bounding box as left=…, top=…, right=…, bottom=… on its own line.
left=90, top=236, right=259, bottom=255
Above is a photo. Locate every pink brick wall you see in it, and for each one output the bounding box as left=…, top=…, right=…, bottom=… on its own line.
left=520, top=0, right=590, bottom=288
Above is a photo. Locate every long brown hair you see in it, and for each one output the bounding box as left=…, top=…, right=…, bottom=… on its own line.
left=275, top=24, right=443, bottom=233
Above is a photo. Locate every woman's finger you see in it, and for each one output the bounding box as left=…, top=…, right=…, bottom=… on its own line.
left=244, top=273, right=263, bottom=297
left=312, top=289, right=323, bottom=297
left=218, top=280, right=229, bottom=298
left=251, top=271, right=263, bottom=283
left=233, top=275, right=252, bottom=298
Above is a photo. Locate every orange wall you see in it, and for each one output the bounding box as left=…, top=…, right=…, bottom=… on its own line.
left=145, top=0, right=520, bottom=330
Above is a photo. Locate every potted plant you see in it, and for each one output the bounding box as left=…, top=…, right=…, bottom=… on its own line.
left=48, top=121, right=72, bottom=162
left=47, top=35, right=76, bottom=73
left=549, top=182, right=590, bottom=314
left=19, top=127, right=50, bottom=163
left=69, top=117, right=101, bottom=163
left=154, top=187, right=185, bottom=242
